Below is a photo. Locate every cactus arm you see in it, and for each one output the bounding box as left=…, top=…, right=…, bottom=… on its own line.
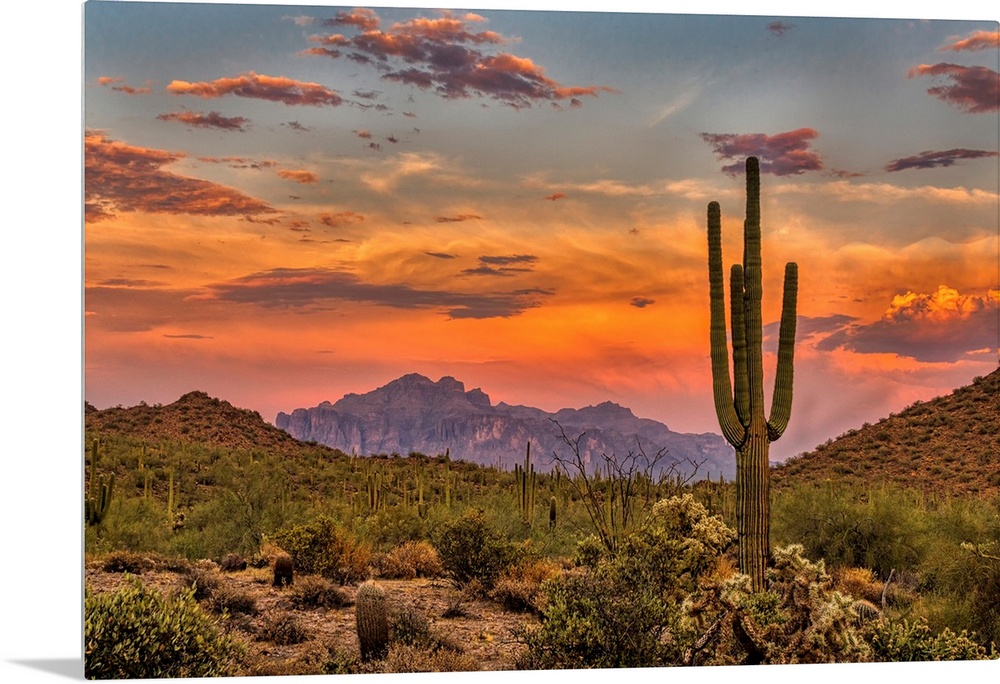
left=741, top=158, right=767, bottom=423
left=768, top=261, right=798, bottom=440
left=730, top=263, right=750, bottom=425
left=707, top=201, right=746, bottom=447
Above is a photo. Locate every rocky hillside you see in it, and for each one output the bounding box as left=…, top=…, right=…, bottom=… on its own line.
left=85, top=391, right=339, bottom=458
left=276, top=373, right=736, bottom=480
left=772, top=369, right=1000, bottom=497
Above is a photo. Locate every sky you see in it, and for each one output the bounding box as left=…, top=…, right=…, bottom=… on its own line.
left=81, top=0, right=999, bottom=462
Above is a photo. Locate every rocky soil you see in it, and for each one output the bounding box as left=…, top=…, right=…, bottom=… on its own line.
left=84, top=558, right=539, bottom=676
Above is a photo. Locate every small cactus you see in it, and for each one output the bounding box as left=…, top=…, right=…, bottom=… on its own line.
left=273, top=553, right=294, bottom=587
left=356, top=580, right=389, bottom=662
left=851, top=598, right=882, bottom=627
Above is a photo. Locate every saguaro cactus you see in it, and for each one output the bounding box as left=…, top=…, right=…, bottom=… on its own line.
left=85, top=439, right=115, bottom=527
left=707, top=157, right=798, bottom=590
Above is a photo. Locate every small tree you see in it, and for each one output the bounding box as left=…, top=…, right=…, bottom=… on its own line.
left=549, top=419, right=703, bottom=554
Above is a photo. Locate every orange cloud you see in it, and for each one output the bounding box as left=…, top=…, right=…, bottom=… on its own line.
left=156, top=110, right=250, bottom=131
left=816, top=286, right=999, bottom=362
left=544, top=192, right=566, bottom=201
left=97, top=76, right=152, bottom=95
left=908, top=63, right=999, bottom=113
left=324, top=8, right=380, bottom=31
left=85, top=132, right=275, bottom=221
left=277, top=169, right=319, bottom=184
left=939, top=30, right=1000, bottom=52
left=167, top=71, right=343, bottom=107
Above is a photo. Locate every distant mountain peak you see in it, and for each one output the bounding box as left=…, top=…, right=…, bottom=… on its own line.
left=276, top=373, right=734, bottom=480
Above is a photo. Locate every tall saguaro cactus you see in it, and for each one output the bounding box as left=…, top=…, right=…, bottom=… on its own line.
left=707, top=157, right=798, bottom=590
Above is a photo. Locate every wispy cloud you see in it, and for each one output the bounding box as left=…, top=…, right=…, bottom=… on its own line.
left=277, top=168, right=319, bottom=184
left=301, top=9, right=615, bottom=108
left=939, top=30, right=1000, bottom=52
left=630, top=297, right=655, bottom=308
left=462, top=254, right=538, bottom=277
left=201, top=267, right=552, bottom=319
left=908, top=63, right=1000, bottom=113
left=97, top=76, right=152, bottom=95
left=435, top=214, right=482, bottom=223
left=700, top=128, right=823, bottom=176
left=167, top=71, right=343, bottom=106
left=767, top=21, right=794, bottom=36
left=317, top=211, right=365, bottom=227
left=885, top=148, right=999, bottom=172
left=197, top=156, right=277, bottom=170
left=85, top=132, right=275, bottom=221
left=156, top=110, right=250, bottom=131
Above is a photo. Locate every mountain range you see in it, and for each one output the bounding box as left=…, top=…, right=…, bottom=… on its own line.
left=275, top=373, right=736, bottom=480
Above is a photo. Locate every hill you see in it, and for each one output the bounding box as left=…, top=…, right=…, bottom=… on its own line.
left=772, top=369, right=1000, bottom=497
left=276, top=373, right=736, bottom=480
left=85, top=390, right=339, bottom=459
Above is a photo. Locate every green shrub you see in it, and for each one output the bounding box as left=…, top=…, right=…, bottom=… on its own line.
left=85, top=578, right=244, bottom=679
left=432, top=510, right=520, bottom=589
left=258, top=614, right=309, bottom=645
left=271, top=516, right=372, bottom=584
left=772, top=483, right=926, bottom=576
left=519, top=495, right=735, bottom=669
left=378, top=540, right=445, bottom=579
left=208, top=586, right=258, bottom=616
left=290, top=575, right=351, bottom=609
left=868, top=617, right=990, bottom=661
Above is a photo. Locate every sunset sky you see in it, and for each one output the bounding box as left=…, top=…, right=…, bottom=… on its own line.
left=82, top=0, right=999, bottom=462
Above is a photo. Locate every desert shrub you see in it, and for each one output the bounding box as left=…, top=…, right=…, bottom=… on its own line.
left=183, top=567, right=220, bottom=601
left=208, top=587, right=257, bottom=616
left=379, top=643, right=479, bottom=673
left=772, top=483, right=926, bottom=576
left=85, top=578, right=244, bottom=679
left=519, top=495, right=736, bottom=669
left=432, top=510, right=521, bottom=589
left=867, top=617, right=990, bottom=661
left=220, top=553, right=248, bottom=572
left=489, top=556, right=562, bottom=613
left=87, top=497, right=172, bottom=555
left=271, top=516, right=372, bottom=584
left=378, top=540, right=445, bottom=579
left=290, top=575, right=351, bottom=609
left=258, top=614, right=309, bottom=645
left=832, top=566, right=884, bottom=604
left=101, top=550, right=156, bottom=574
left=390, top=605, right=433, bottom=647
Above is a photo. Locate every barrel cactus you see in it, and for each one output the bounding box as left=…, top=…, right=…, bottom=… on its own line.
left=273, top=554, right=294, bottom=587
left=355, top=580, right=389, bottom=662
left=707, top=156, right=798, bottom=590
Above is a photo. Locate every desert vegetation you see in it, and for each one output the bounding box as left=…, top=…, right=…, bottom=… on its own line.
left=83, top=406, right=1000, bottom=677
left=83, top=157, right=998, bottom=677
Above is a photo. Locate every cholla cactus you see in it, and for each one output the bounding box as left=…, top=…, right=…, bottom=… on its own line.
left=355, top=580, right=389, bottom=661
left=707, top=157, right=798, bottom=590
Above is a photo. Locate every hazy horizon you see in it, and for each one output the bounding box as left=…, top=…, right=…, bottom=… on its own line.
left=84, top=2, right=1000, bottom=462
